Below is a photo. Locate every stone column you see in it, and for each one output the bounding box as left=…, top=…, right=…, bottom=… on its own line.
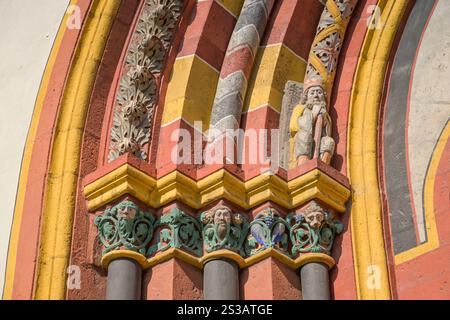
left=300, top=262, right=330, bottom=300
left=94, top=199, right=155, bottom=300
left=200, top=205, right=248, bottom=300
left=106, top=258, right=142, bottom=300
left=291, top=201, right=343, bottom=300
left=203, top=258, right=239, bottom=300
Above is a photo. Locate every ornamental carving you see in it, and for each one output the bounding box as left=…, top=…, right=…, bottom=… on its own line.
left=93, top=201, right=344, bottom=260
left=312, top=32, right=342, bottom=74
left=288, top=201, right=343, bottom=255
left=200, top=206, right=249, bottom=255
left=245, top=208, right=290, bottom=256
left=94, top=200, right=154, bottom=255
left=108, top=0, right=183, bottom=162
left=306, top=0, right=358, bottom=86
left=148, top=208, right=203, bottom=256
left=288, top=0, right=357, bottom=168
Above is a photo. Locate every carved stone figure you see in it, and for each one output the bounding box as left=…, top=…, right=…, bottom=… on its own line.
left=200, top=206, right=248, bottom=254
left=287, top=200, right=343, bottom=255
left=213, top=206, right=233, bottom=239
left=290, top=79, right=335, bottom=165
left=94, top=200, right=154, bottom=255
left=302, top=201, right=327, bottom=229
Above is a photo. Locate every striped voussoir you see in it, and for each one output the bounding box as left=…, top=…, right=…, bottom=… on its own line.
left=210, top=0, right=275, bottom=134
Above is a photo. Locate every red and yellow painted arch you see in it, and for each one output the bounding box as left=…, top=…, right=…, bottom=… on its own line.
left=348, top=0, right=411, bottom=300
left=3, top=0, right=119, bottom=300
left=3, top=0, right=82, bottom=299
left=6, top=0, right=442, bottom=301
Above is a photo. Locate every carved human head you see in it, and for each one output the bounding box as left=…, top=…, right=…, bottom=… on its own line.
left=213, top=206, right=232, bottom=227
left=117, top=200, right=139, bottom=219
left=201, top=206, right=244, bottom=240
left=301, top=201, right=327, bottom=229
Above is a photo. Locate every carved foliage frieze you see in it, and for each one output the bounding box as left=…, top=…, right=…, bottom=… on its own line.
left=149, top=207, right=203, bottom=256
left=108, top=0, right=183, bottom=162
left=94, top=202, right=343, bottom=260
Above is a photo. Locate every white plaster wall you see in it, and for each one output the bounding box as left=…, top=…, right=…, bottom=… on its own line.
left=0, top=0, right=70, bottom=298
left=409, top=1, right=450, bottom=243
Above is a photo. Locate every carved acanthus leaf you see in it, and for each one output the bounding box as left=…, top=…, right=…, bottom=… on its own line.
left=108, top=0, right=183, bottom=162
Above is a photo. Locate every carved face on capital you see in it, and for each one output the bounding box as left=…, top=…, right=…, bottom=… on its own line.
left=214, top=207, right=232, bottom=238
left=305, top=210, right=325, bottom=229
left=117, top=202, right=138, bottom=220
left=301, top=201, right=327, bottom=229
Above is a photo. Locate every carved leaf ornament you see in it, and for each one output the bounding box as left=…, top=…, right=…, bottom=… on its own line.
left=109, top=0, right=183, bottom=161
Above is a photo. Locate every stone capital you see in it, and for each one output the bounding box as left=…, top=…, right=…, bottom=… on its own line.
left=288, top=201, right=344, bottom=256
left=94, top=199, right=155, bottom=256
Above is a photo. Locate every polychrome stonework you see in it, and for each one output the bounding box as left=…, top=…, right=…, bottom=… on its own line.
left=246, top=208, right=290, bottom=256
left=95, top=201, right=343, bottom=262
left=109, top=0, right=184, bottom=161
left=289, top=201, right=343, bottom=255
left=149, top=207, right=203, bottom=256
left=95, top=200, right=155, bottom=255
left=1, top=0, right=449, bottom=301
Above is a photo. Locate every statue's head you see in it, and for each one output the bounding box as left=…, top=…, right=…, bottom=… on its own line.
left=201, top=206, right=232, bottom=240
left=301, top=78, right=326, bottom=107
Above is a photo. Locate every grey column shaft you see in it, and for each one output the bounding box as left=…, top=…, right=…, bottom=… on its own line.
left=203, top=258, right=239, bottom=300
left=106, top=258, right=142, bottom=300
left=300, top=262, right=330, bottom=300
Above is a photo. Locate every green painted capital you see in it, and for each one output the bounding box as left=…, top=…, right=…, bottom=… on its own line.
left=93, top=199, right=344, bottom=264
left=148, top=207, right=203, bottom=256
left=94, top=200, right=154, bottom=256
left=245, top=208, right=290, bottom=257
left=200, top=206, right=249, bottom=255
left=288, top=201, right=343, bottom=255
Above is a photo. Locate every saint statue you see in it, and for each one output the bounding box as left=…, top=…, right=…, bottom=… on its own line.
left=289, top=79, right=335, bottom=166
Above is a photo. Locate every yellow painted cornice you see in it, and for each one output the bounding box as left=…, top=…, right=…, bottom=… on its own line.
left=101, top=248, right=335, bottom=271
left=84, top=164, right=350, bottom=212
